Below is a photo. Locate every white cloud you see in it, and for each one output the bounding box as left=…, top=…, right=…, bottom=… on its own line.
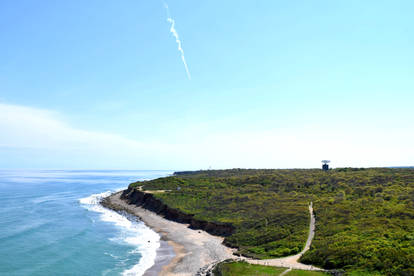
left=166, top=125, right=414, bottom=169
left=0, top=103, right=172, bottom=169
left=0, top=102, right=412, bottom=169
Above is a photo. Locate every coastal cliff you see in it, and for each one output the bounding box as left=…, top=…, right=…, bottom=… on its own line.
left=101, top=191, right=235, bottom=276
left=101, top=168, right=414, bottom=275
left=119, top=187, right=235, bottom=237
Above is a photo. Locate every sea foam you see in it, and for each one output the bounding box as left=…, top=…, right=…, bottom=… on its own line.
left=79, top=191, right=160, bottom=276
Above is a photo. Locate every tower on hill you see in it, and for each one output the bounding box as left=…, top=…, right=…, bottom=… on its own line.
left=322, top=160, right=330, bottom=171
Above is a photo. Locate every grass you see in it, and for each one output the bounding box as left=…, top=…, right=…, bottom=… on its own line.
left=213, top=261, right=286, bottom=275
left=213, top=261, right=329, bottom=276
left=286, top=270, right=330, bottom=276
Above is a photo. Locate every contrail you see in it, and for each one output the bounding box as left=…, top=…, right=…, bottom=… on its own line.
left=164, top=3, right=191, bottom=80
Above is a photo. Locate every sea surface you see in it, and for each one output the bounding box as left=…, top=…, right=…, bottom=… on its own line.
left=0, top=170, right=171, bottom=276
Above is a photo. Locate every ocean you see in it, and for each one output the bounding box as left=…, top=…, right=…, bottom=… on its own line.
left=0, top=170, right=171, bottom=276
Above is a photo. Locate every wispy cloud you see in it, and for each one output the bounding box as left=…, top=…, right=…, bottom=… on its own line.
left=164, top=3, right=191, bottom=80
left=1, top=102, right=412, bottom=169
left=0, top=103, right=173, bottom=169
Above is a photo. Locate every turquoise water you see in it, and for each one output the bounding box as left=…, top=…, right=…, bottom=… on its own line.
left=0, top=170, right=171, bottom=276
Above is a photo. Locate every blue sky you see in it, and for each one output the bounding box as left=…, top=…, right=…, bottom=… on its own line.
left=1, top=0, right=413, bottom=169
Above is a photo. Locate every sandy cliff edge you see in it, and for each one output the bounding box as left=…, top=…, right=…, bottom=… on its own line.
left=101, top=191, right=234, bottom=276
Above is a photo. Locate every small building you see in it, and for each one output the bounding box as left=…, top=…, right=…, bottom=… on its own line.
left=322, top=160, right=330, bottom=171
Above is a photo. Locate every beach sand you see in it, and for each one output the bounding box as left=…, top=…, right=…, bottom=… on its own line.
left=144, top=240, right=175, bottom=276
left=103, top=192, right=234, bottom=276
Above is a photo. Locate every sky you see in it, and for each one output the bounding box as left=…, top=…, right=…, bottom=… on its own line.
left=1, top=0, right=413, bottom=169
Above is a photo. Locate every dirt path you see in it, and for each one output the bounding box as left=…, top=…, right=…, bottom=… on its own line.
left=279, top=268, right=292, bottom=276
left=245, top=202, right=323, bottom=271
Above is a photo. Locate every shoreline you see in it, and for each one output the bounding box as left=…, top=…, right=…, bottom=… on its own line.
left=143, top=240, right=175, bottom=276
left=102, top=191, right=235, bottom=276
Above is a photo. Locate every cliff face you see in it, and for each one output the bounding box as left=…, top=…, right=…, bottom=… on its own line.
left=121, top=187, right=235, bottom=237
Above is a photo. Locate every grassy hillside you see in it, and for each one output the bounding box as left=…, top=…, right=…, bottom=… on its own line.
left=129, top=168, right=414, bottom=275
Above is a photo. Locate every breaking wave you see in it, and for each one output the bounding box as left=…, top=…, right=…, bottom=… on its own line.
left=79, top=191, right=160, bottom=276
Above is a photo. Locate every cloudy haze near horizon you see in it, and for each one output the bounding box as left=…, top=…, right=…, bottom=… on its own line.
left=1, top=1, right=413, bottom=169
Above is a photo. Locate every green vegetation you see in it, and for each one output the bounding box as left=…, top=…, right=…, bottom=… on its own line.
left=213, top=261, right=286, bottom=275
left=129, top=168, right=414, bottom=275
left=212, top=261, right=329, bottom=276
left=286, top=270, right=330, bottom=276
left=344, top=271, right=383, bottom=276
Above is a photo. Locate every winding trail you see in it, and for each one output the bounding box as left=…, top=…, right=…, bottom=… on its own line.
left=279, top=268, right=292, bottom=276
left=245, top=202, right=323, bottom=272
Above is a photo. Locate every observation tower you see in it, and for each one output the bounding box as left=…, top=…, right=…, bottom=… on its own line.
left=322, top=160, right=330, bottom=171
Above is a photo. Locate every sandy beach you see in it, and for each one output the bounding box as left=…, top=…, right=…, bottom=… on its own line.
left=143, top=240, right=175, bottom=276
left=102, top=192, right=234, bottom=276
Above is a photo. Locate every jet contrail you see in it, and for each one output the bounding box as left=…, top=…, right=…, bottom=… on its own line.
left=164, top=3, right=191, bottom=80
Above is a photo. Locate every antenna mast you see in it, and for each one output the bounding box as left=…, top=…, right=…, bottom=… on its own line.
left=321, top=160, right=330, bottom=171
